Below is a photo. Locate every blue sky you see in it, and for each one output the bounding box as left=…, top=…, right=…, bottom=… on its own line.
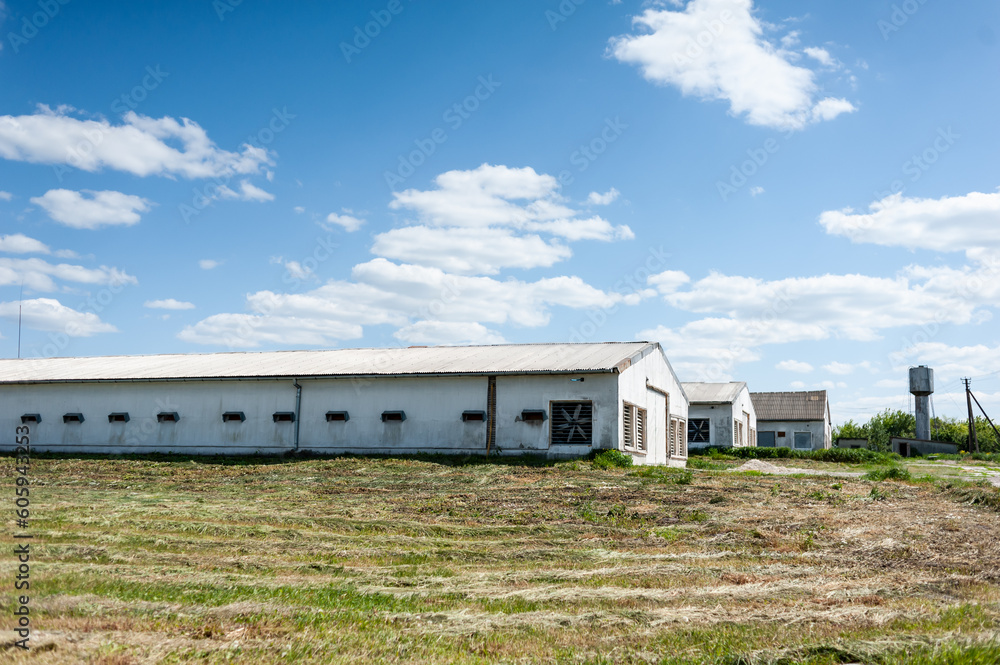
left=1, top=0, right=999, bottom=423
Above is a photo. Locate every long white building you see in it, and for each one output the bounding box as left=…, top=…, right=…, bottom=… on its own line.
left=0, top=342, right=689, bottom=465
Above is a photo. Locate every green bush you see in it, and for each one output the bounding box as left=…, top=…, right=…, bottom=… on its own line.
left=863, top=466, right=911, bottom=482
left=812, top=448, right=896, bottom=464
left=631, top=466, right=693, bottom=485
left=691, top=446, right=896, bottom=465
left=591, top=449, right=633, bottom=470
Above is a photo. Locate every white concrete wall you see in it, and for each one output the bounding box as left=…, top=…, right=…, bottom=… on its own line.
left=494, top=373, right=618, bottom=459
left=756, top=420, right=831, bottom=451
left=687, top=404, right=732, bottom=448
left=687, top=386, right=756, bottom=449
left=0, top=380, right=300, bottom=455
left=0, top=373, right=620, bottom=459
left=617, top=347, right=688, bottom=467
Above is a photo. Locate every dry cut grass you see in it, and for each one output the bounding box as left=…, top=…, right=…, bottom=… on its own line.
left=0, top=453, right=998, bottom=664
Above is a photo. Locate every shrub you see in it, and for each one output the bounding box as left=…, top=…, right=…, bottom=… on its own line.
left=863, top=466, right=911, bottom=482
left=632, top=466, right=692, bottom=485
left=591, top=449, right=633, bottom=470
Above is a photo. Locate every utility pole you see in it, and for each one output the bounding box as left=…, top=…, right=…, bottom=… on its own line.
left=964, top=378, right=979, bottom=454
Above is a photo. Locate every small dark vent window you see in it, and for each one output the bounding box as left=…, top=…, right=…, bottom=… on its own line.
left=520, top=410, right=546, bottom=423
left=326, top=411, right=349, bottom=422
left=551, top=401, right=593, bottom=445
left=63, top=413, right=84, bottom=424
left=462, top=410, right=486, bottom=422
left=688, top=419, right=710, bottom=444
left=222, top=412, right=245, bottom=423
left=157, top=412, right=179, bottom=423
left=273, top=412, right=295, bottom=423
left=20, top=414, right=41, bottom=424
left=381, top=411, right=406, bottom=422
left=108, top=413, right=130, bottom=423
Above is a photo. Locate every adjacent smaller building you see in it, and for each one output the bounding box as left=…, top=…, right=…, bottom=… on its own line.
left=682, top=382, right=757, bottom=449
left=751, top=390, right=832, bottom=451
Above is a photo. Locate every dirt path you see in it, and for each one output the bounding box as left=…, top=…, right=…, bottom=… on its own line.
left=730, top=459, right=862, bottom=478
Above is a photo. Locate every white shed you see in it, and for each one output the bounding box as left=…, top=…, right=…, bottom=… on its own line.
left=0, top=342, right=688, bottom=466
left=681, top=382, right=756, bottom=449
left=750, top=390, right=832, bottom=451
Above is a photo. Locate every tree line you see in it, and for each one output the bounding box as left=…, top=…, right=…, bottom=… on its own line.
left=834, top=409, right=999, bottom=453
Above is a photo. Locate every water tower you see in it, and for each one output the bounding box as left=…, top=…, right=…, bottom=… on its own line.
left=909, top=366, right=934, bottom=440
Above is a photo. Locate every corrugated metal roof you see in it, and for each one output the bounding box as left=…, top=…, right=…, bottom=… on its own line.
left=0, top=342, right=657, bottom=384
left=681, top=382, right=746, bottom=404
left=751, top=390, right=829, bottom=422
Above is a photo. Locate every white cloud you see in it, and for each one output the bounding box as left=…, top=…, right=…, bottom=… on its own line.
left=609, top=0, right=856, bottom=130
left=641, top=261, right=1000, bottom=381
left=823, top=361, right=874, bottom=376
left=0, top=234, right=49, bottom=255
left=294, top=206, right=305, bottom=214
left=393, top=321, right=505, bottom=346
left=0, top=298, right=116, bottom=336
left=325, top=210, right=366, bottom=232
left=180, top=258, right=621, bottom=348
left=390, top=164, right=631, bottom=238
left=891, top=342, right=1000, bottom=383
left=777, top=359, right=813, bottom=373
left=0, top=257, right=137, bottom=292
left=144, top=299, right=195, bottom=310
left=199, top=259, right=221, bottom=270
left=182, top=164, right=634, bottom=348
left=271, top=257, right=315, bottom=282
left=0, top=107, right=272, bottom=178
left=803, top=47, right=836, bottom=67
left=790, top=381, right=806, bottom=389
left=0, top=191, right=12, bottom=201
left=30, top=189, right=151, bottom=229
left=810, top=97, right=857, bottom=123
left=224, top=180, right=274, bottom=202
left=820, top=189, right=1000, bottom=255
left=750, top=186, right=765, bottom=197
left=383, top=164, right=632, bottom=274
left=824, top=361, right=856, bottom=375
left=372, top=226, right=571, bottom=275
left=648, top=270, right=691, bottom=294
left=587, top=188, right=620, bottom=205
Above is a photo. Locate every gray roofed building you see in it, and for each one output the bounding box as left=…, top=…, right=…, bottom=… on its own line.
left=0, top=342, right=658, bottom=384
left=750, top=391, right=830, bottom=422
left=682, top=382, right=756, bottom=449
left=1, top=342, right=691, bottom=466
left=682, top=382, right=747, bottom=405
left=751, top=390, right=832, bottom=451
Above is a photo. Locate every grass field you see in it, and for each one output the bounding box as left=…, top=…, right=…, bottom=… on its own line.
left=2, top=454, right=1000, bottom=664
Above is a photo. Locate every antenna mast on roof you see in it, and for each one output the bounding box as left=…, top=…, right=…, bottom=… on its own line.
left=17, top=279, right=23, bottom=359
